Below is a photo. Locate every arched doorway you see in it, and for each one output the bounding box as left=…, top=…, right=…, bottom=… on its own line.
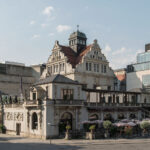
left=59, top=112, right=73, bottom=135
left=32, top=112, right=38, bottom=130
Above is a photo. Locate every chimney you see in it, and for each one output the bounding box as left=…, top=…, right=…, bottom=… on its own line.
left=145, top=43, right=150, bottom=52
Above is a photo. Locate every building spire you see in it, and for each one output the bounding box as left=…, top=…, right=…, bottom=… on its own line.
left=77, top=25, right=79, bottom=31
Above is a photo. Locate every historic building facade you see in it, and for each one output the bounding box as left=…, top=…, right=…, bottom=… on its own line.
left=1, top=30, right=150, bottom=139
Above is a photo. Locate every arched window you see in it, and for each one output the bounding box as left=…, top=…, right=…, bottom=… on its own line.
left=104, top=113, right=113, bottom=121
left=32, top=112, right=38, bottom=130
left=118, top=113, right=125, bottom=120
left=129, top=113, right=136, bottom=119
left=89, top=114, right=99, bottom=121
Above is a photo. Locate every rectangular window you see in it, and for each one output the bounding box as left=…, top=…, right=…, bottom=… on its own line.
left=104, top=65, right=107, bottom=73
left=101, top=64, right=103, bottom=73
left=97, top=64, right=99, bottom=72
left=94, top=64, right=96, bottom=72
left=54, top=65, right=55, bottom=73
left=86, top=62, right=88, bottom=71
left=116, top=96, right=119, bottom=103
left=89, top=63, right=91, bottom=71
left=62, top=63, right=64, bottom=71
left=59, top=64, right=61, bottom=71
left=62, top=89, right=74, bottom=100
left=33, top=93, right=36, bottom=100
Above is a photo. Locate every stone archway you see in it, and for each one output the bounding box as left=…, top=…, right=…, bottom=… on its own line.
left=59, top=112, right=73, bottom=135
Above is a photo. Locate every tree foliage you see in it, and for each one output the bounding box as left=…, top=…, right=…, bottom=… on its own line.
left=103, top=120, right=112, bottom=129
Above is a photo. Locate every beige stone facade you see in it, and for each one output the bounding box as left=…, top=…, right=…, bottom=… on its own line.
left=1, top=30, right=150, bottom=139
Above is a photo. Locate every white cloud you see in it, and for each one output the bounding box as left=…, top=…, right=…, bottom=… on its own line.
left=102, top=45, right=143, bottom=69
left=30, top=20, right=36, bottom=25
left=112, top=47, right=126, bottom=55
left=48, top=33, right=54, bottom=36
left=42, top=6, right=54, bottom=16
left=31, top=34, right=40, bottom=39
left=56, top=25, right=71, bottom=33
left=104, top=45, right=111, bottom=52
left=41, top=23, right=48, bottom=28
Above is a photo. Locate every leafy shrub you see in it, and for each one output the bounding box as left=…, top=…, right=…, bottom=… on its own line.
left=140, top=121, right=150, bottom=130
left=110, top=125, right=117, bottom=137
left=89, top=125, right=96, bottom=131
left=66, top=125, right=71, bottom=131
left=103, top=120, right=112, bottom=130
left=0, top=124, right=6, bottom=133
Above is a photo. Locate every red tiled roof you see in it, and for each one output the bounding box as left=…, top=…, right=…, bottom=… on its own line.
left=60, top=45, right=77, bottom=68
left=116, top=74, right=126, bottom=81
left=60, top=45, right=92, bottom=68
left=76, top=45, right=92, bottom=64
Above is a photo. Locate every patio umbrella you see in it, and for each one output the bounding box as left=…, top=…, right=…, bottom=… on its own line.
left=114, top=122, right=127, bottom=127
left=127, top=122, right=136, bottom=127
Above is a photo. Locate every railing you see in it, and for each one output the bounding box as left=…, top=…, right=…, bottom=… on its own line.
left=25, top=100, right=42, bottom=106
left=4, top=103, right=24, bottom=108
left=84, top=102, right=150, bottom=108
left=53, top=99, right=84, bottom=106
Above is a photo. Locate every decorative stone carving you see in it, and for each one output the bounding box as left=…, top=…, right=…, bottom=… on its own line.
left=5, top=112, right=23, bottom=121
left=14, top=113, right=23, bottom=121
left=6, top=112, right=13, bottom=120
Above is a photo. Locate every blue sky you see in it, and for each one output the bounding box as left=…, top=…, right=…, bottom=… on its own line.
left=0, top=0, right=150, bottom=69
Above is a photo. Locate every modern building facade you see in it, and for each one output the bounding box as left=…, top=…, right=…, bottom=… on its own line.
left=127, top=43, right=150, bottom=92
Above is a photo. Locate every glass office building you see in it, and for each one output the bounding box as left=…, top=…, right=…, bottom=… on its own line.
left=127, top=44, right=150, bottom=87
left=127, top=45, right=150, bottom=72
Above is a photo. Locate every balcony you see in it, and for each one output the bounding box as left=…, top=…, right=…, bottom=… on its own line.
left=24, top=100, right=42, bottom=107
left=84, top=102, right=150, bottom=108
left=53, top=99, right=84, bottom=106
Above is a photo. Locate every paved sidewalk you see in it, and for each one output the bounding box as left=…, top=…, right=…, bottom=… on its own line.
left=1, top=133, right=150, bottom=145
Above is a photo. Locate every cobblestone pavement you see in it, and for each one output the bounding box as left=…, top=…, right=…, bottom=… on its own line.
left=1, top=134, right=150, bottom=150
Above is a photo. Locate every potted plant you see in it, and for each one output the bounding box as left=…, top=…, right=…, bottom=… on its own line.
left=140, top=121, right=150, bottom=136
left=89, top=125, right=96, bottom=140
left=65, top=124, right=71, bottom=140
left=124, top=126, right=133, bottom=138
left=103, top=120, right=112, bottom=138
left=0, top=124, right=6, bottom=134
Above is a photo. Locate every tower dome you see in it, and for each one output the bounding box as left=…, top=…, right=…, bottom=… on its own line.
left=69, top=28, right=87, bottom=54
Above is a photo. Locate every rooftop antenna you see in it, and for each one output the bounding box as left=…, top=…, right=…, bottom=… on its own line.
left=77, top=25, right=79, bottom=31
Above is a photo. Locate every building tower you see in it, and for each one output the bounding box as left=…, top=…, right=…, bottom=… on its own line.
left=69, top=26, right=87, bottom=54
